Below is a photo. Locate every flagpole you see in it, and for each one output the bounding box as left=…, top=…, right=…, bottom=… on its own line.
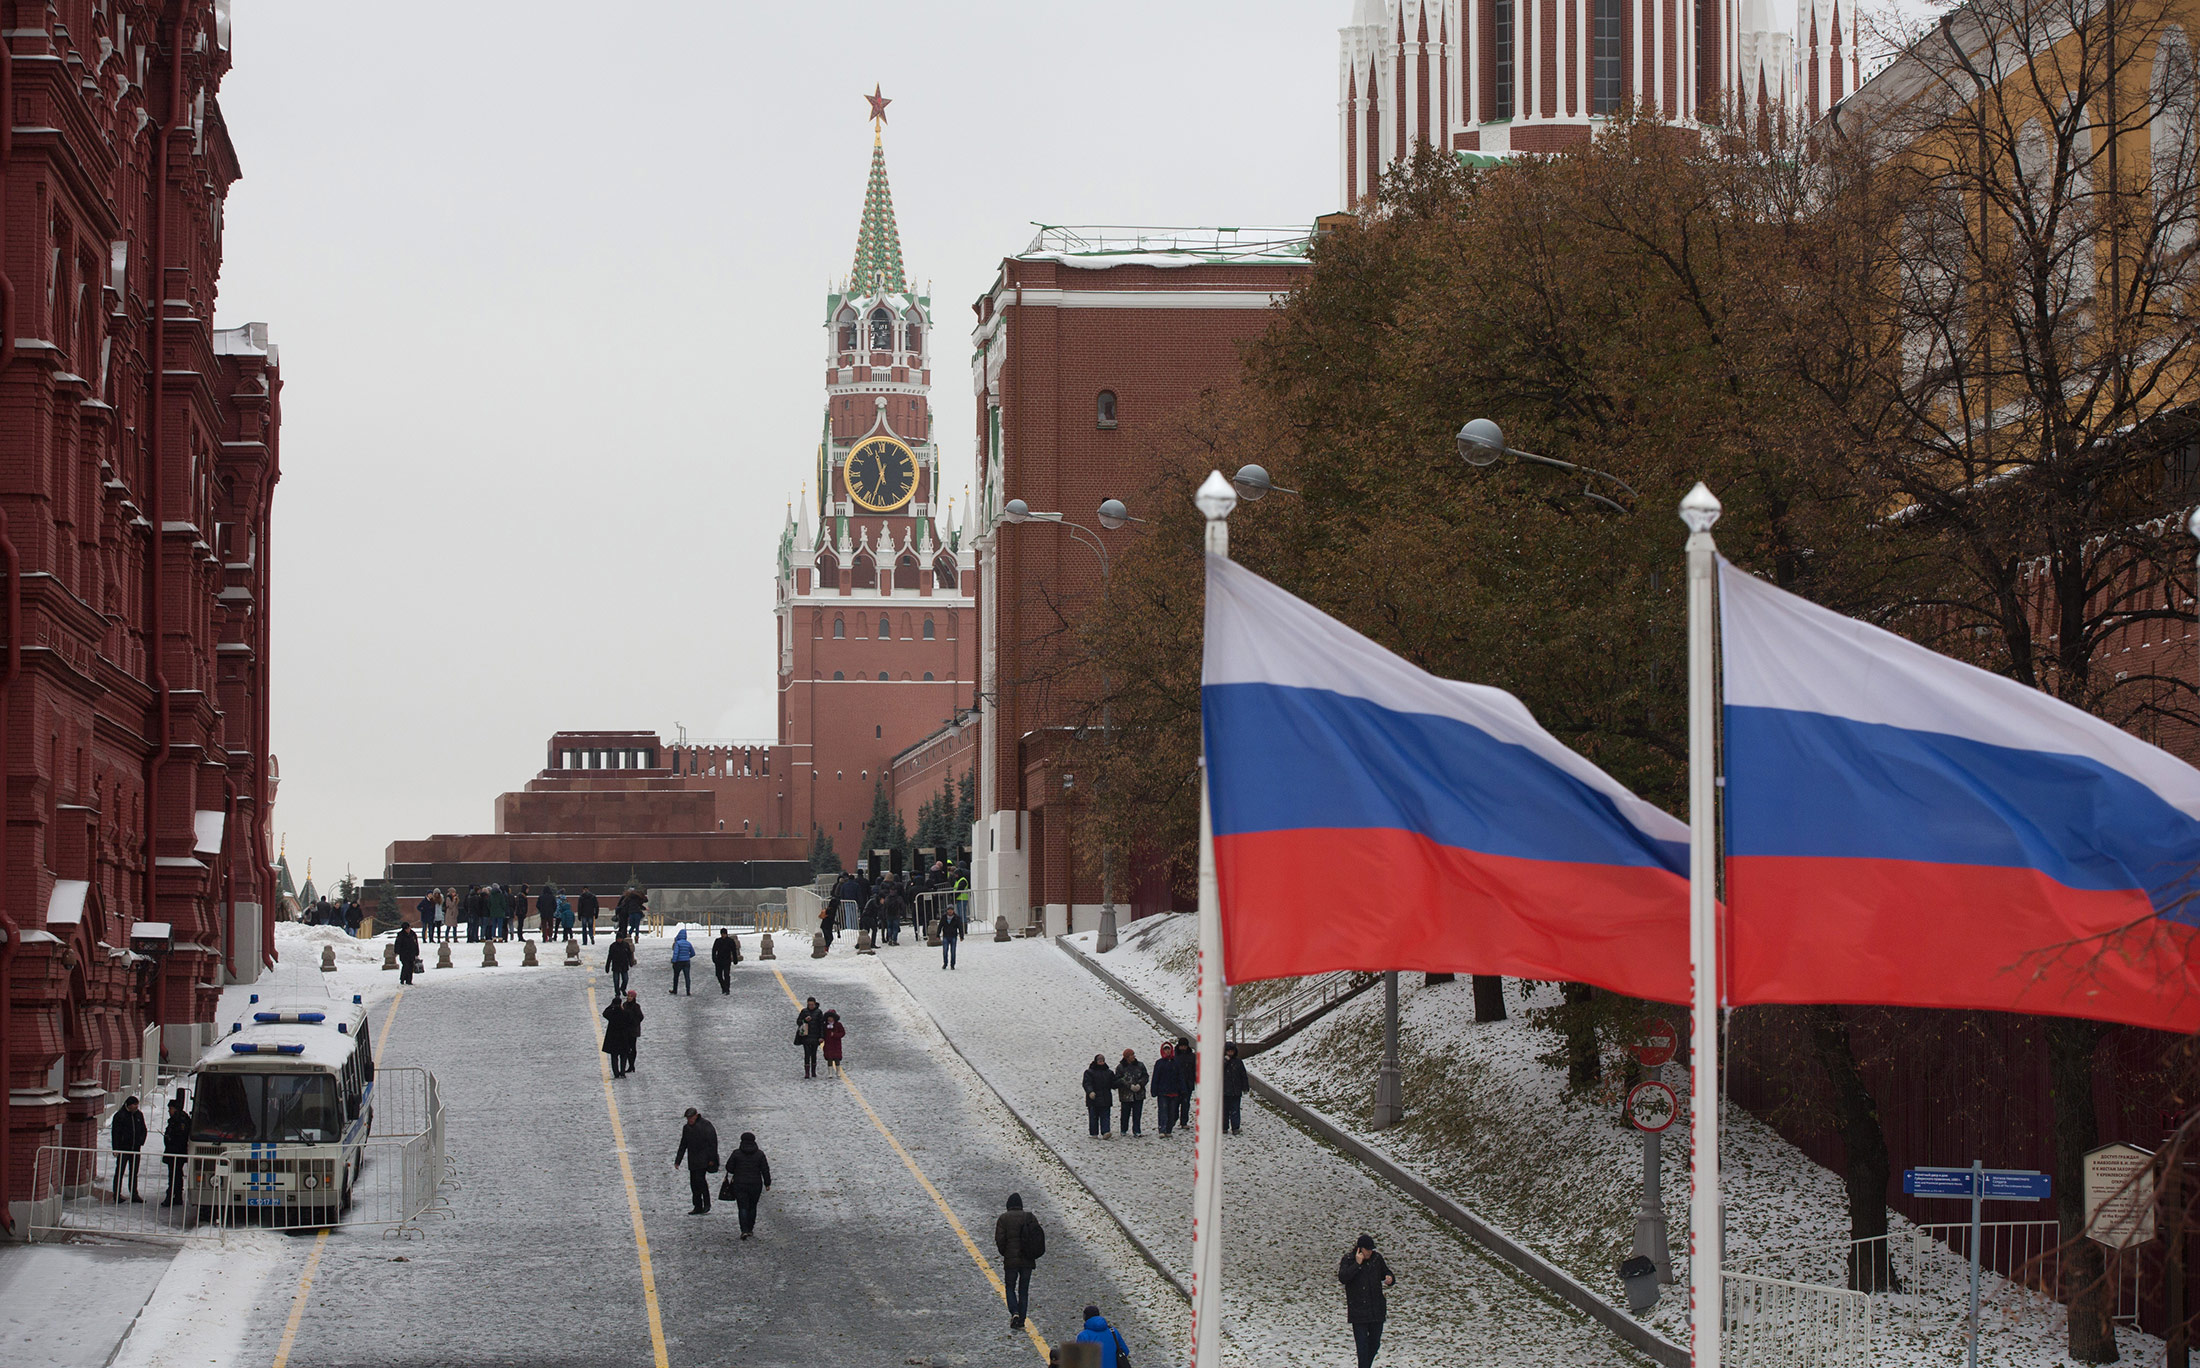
left=1189, top=470, right=1238, bottom=1367
left=1682, top=482, right=1724, bottom=1368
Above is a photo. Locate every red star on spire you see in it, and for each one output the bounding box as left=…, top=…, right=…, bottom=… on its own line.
left=866, top=85, right=891, bottom=125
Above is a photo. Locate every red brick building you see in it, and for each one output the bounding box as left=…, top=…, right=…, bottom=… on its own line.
left=966, top=228, right=1310, bottom=933
left=1, top=1, right=282, bottom=1233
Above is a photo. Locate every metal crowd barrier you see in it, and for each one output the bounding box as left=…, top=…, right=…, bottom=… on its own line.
left=1723, top=1270, right=1873, bottom=1367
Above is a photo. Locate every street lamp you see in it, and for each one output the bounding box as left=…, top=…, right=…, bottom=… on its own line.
left=997, top=498, right=1136, bottom=950
left=1455, top=418, right=1639, bottom=515
left=1230, top=464, right=1299, bottom=502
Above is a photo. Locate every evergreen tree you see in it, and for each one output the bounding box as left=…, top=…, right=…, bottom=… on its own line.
left=954, top=766, right=975, bottom=846
left=807, top=826, right=841, bottom=877
left=858, top=779, right=905, bottom=874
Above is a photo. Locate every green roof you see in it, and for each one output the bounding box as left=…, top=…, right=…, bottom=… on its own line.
left=849, top=132, right=909, bottom=295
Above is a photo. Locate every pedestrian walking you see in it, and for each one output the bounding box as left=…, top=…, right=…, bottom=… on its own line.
left=1074, top=1306, right=1132, bottom=1368
left=415, top=891, right=437, bottom=942
left=394, top=923, right=420, bottom=985
left=606, top=934, right=635, bottom=998
left=159, top=1095, right=191, bottom=1207
left=1082, top=1054, right=1115, bottom=1137
left=1223, top=1043, right=1249, bottom=1135
left=721, top=1131, right=772, bottom=1238
left=672, top=1108, right=720, bottom=1215
left=602, top=989, right=643, bottom=1077
left=617, top=887, right=647, bottom=940
left=536, top=882, right=556, bottom=940
left=940, top=903, right=963, bottom=970
left=514, top=882, right=532, bottom=938
left=821, top=1010, right=847, bottom=1073
left=578, top=886, right=600, bottom=944
left=1114, top=1048, right=1148, bottom=1138
left=1152, top=1042, right=1183, bottom=1136
left=110, top=1096, right=147, bottom=1202
left=796, top=997, right=825, bottom=1079
left=711, top=929, right=739, bottom=993
left=1338, top=1234, right=1395, bottom=1368
left=994, top=1192, right=1045, bottom=1330
left=884, top=880, right=905, bottom=945
left=670, top=928, right=696, bottom=995
left=558, top=892, right=575, bottom=939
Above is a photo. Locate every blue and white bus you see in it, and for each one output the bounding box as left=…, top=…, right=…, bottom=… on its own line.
left=186, top=998, right=375, bottom=1226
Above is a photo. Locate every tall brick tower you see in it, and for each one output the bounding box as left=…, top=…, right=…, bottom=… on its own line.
left=776, top=91, right=978, bottom=864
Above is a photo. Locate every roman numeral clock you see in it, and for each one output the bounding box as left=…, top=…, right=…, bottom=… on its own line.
left=846, top=435, right=917, bottom=513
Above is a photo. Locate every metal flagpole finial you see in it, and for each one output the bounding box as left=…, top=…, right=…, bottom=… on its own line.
left=1195, top=470, right=1239, bottom=522
left=1680, top=483, right=1722, bottom=534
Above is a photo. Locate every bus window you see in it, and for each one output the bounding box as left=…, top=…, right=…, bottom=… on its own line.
left=266, top=1075, right=344, bottom=1142
left=192, top=1073, right=345, bottom=1143
left=193, top=1074, right=262, bottom=1143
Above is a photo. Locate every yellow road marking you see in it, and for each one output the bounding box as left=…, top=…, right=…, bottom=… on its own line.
left=771, top=967, right=1050, bottom=1362
left=589, top=981, right=672, bottom=1368
left=269, top=1228, right=327, bottom=1368
left=270, top=988, right=407, bottom=1368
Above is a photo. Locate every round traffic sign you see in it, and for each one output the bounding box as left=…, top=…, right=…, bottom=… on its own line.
left=1627, top=1081, right=1679, bottom=1133
left=1629, top=1017, right=1678, bottom=1069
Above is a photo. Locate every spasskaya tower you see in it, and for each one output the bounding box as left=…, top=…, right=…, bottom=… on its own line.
left=773, top=90, right=977, bottom=860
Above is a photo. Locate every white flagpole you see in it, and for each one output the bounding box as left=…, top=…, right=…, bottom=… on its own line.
left=1189, top=470, right=1238, bottom=1367
left=1682, top=482, right=1723, bottom=1368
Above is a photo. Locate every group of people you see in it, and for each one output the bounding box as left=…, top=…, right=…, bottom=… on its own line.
left=107, top=1093, right=194, bottom=1207
left=302, top=896, right=363, bottom=932
left=671, top=1107, right=774, bottom=1236
left=1077, top=1039, right=1250, bottom=1139
left=792, top=996, right=848, bottom=1078
left=995, top=1192, right=1136, bottom=1366
left=821, top=861, right=973, bottom=968
left=666, top=927, right=750, bottom=995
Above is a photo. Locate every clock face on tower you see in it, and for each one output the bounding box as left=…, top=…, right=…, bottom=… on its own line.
left=846, top=436, right=918, bottom=513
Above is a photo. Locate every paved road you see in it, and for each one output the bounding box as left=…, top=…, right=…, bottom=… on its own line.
left=209, top=939, right=1176, bottom=1368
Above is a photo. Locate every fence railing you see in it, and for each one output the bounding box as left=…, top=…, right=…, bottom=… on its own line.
left=27, top=1068, right=451, bottom=1243
left=1226, top=970, right=1380, bottom=1049
left=1724, top=1270, right=1873, bottom=1367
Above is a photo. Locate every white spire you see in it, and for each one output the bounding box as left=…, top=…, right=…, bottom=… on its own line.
left=1351, top=0, right=1387, bottom=26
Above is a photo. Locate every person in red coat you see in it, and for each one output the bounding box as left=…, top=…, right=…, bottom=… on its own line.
left=822, top=1010, right=847, bottom=1073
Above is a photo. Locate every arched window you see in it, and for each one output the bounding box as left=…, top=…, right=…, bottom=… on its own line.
left=878, top=671, right=889, bottom=681
left=879, top=614, right=891, bottom=638
left=895, top=553, right=921, bottom=590
left=833, top=617, right=845, bottom=639
left=816, top=553, right=840, bottom=589
left=870, top=307, right=893, bottom=351
left=2156, top=26, right=2196, bottom=257
left=836, top=306, right=857, bottom=353
left=1096, top=390, right=1118, bottom=429
left=851, top=551, right=877, bottom=590
left=833, top=671, right=844, bottom=681
left=935, top=557, right=957, bottom=589
left=922, top=617, right=935, bottom=640
left=923, top=671, right=934, bottom=681
left=904, top=314, right=923, bottom=353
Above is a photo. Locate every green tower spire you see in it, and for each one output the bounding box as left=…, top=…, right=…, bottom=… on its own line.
left=849, top=104, right=908, bottom=296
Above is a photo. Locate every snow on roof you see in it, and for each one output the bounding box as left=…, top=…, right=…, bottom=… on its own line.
left=46, top=879, right=89, bottom=926
left=132, top=921, right=173, bottom=940
left=1017, top=225, right=1313, bottom=268
left=194, top=809, right=226, bottom=856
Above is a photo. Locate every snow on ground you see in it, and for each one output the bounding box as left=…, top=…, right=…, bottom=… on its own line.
left=1084, top=914, right=2169, bottom=1368
left=106, top=1235, right=290, bottom=1368
left=881, top=932, right=1658, bottom=1368
left=0, top=1239, right=174, bottom=1367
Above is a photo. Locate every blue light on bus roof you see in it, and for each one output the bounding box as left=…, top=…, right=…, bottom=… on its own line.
left=229, top=1041, right=307, bottom=1055
left=252, top=1010, right=326, bottom=1024
left=337, top=1024, right=348, bottom=1034
left=353, top=995, right=362, bottom=1004
left=249, top=994, right=259, bottom=1003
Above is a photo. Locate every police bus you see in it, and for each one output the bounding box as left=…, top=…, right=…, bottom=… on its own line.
left=186, top=997, right=376, bottom=1225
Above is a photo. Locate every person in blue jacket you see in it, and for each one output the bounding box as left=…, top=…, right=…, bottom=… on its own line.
left=1074, top=1305, right=1130, bottom=1366
left=670, top=928, right=696, bottom=995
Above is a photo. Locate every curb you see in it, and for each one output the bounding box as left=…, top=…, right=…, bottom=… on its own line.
left=873, top=953, right=1195, bottom=1304
left=1055, top=935, right=1688, bottom=1368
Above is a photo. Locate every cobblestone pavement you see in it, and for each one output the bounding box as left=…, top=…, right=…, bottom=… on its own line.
left=163, top=938, right=1180, bottom=1368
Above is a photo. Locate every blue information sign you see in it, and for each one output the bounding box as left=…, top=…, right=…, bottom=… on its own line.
left=1903, top=1167, right=2051, bottom=1201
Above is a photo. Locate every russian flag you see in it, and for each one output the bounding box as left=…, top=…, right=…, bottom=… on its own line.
left=1720, top=559, right=2200, bottom=1031
left=1203, top=556, right=1691, bottom=997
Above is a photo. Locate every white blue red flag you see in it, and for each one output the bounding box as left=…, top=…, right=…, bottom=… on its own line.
left=1720, top=559, right=2200, bottom=1031
left=1202, top=556, right=1690, bottom=995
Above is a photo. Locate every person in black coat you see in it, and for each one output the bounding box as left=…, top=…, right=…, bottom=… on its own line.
left=1151, top=1043, right=1182, bottom=1136
left=672, top=1108, right=720, bottom=1214
left=536, top=884, right=557, bottom=939
left=795, top=998, right=825, bottom=1079
left=606, top=935, right=636, bottom=997
left=603, top=990, right=643, bottom=1077
left=1338, top=1233, right=1395, bottom=1368
left=110, top=1096, right=148, bottom=1202
left=1114, top=1048, right=1149, bottom=1137
left=1222, top=1043, right=1250, bottom=1135
left=578, top=887, right=600, bottom=944
left=1081, top=1054, right=1115, bottom=1137
left=994, top=1192, right=1045, bottom=1329
left=711, top=929, right=740, bottom=993
left=159, top=1095, right=191, bottom=1207
left=724, top=1131, right=772, bottom=1238
left=394, top=924, right=421, bottom=985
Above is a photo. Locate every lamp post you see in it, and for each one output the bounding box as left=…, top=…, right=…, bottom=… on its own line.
left=1456, top=418, right=1640, bottom=514
left=998, top=498, right=1139, bottom=951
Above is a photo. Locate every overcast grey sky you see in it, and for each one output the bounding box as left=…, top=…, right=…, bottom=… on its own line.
left=215, top=2, right=1347, bottom=883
